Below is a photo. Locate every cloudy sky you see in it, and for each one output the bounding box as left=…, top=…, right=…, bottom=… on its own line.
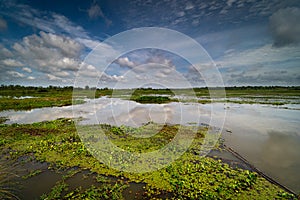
left=0, top=0, right=299, bottom=87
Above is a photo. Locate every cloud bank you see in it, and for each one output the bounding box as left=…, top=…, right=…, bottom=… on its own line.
left=270, top=7, right=300, bottom=47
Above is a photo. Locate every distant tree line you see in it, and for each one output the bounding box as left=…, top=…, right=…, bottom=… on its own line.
left=0, top=84, right=299, bottom=91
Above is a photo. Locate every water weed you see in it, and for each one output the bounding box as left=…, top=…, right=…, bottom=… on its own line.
left=0, top=119, right=296, bottom=199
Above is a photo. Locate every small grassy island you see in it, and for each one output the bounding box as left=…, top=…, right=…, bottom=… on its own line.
left=130, top=95, right=173, bottom=104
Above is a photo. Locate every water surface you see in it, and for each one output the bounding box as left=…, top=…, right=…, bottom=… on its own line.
left=1, top=97, right=299, bottom=192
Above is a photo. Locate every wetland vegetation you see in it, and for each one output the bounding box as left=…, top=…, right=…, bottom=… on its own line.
left=130, top=95, right=173, bottom=104
left=0, top=85, right=299, bottom=199
left=1, top=85, right=299, bottom=112
left=0, top=118, right=297, bottom=199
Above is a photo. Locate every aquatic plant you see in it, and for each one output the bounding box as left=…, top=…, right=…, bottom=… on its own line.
left=0, top=119, right=297, bottom=199
left=22, top=169, right=42, bottom=179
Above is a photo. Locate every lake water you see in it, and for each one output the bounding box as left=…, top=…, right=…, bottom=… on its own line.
left=1, top=97, right=299, bottom=192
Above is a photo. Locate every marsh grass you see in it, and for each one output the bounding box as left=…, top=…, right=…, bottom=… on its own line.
left=0, top=97, right=84, bottom=111
left=0, top=86, right=299, bottom=111
left=130, top=95, right=173, bottom=104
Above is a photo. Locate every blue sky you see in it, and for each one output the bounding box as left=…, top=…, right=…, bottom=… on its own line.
left=0, top=0, right=299, bottom=87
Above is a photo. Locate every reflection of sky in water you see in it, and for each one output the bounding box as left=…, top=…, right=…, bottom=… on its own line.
left=0, top=98, right=211, bottom=127
left=0, top=97, right=299, bottom=191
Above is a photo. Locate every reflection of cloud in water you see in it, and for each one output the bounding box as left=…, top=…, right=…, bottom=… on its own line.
left=262, top=131, right=300, bottom=168
left=0, top=98, right=299, bottom=190
left=0, top=98, right=207, bottom=127
left=260, top=130, right=300, bottom=190
left=111, top=104, right=174, bottom=127
left=2, top=105, right=76, bottom=124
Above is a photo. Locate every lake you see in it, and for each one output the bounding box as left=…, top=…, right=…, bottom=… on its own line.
left=1, top=97, right=299, bottom=192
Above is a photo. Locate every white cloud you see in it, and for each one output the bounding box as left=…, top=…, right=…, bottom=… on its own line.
left=219, top=8, right=228, bottom=15
left=54, top=57, right=80, bottom=71
left=114, top=51, right=179, bottom=77
left=75, top=38, right=100, bottom=49
left=111, top=63, right=193, bottom=89
left=146, top=56, right=175, bottom=70
left=7, top=71, right=25, bottom=78
left=0, top=45, right=13, bottom=58
left=47, top=74, right=61, bottom=81
left=269, top=7, right=300, bottom=47
left=12, top=32, right=83, bottom=75
left=214, top=43, right=300, bottom=86
left=22, top=67, right=32, bottom=73
left=39, top=31, right=82, bottom=57
left=114, top=57, right=136, bottom=68
left=2, top=58, right=24, bottom=67
left=185, top=3, right=194, bottom=10
left=51, top=14, right=89, bottom=39
left=0, top=31, right=93, bottom=85
left=216, top=44, right=300, bottom=68
left=0, top=29, right=124, bottom=86
left=226, top=0, right=236, bottom=7
left=53, top=70, right=70, bottom=77
left=76, top=62, right=99, bottom=78
left=1, top=1, right=100, bottom=49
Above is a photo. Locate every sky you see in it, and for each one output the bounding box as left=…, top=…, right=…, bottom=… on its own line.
left=0, top=0, right=299, bottom=88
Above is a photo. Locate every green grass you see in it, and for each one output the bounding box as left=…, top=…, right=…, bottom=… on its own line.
left=0, top=85, right=299, bottom=111
left=220, top=86, right=300, bottom=97
left=39, top=169, right=128, bottom=200
left=0, top=85, right=113, bottom=111
left=0, top=85, right=84, bottom=111
left=0, top=97, right=84, bottom=111
left=0, top=119, right=297, bottom=199
left=130, top=95, right=173, bottom=104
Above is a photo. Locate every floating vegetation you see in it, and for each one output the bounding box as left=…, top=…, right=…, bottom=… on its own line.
left=22, top=169, right=42, bottom=179
left=39, top=169, right=128, bottom=200
left=0, top=119, right=297, bottom=199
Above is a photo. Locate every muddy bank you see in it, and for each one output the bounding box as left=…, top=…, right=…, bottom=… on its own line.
left=7, top=157, right=146, bottom=200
